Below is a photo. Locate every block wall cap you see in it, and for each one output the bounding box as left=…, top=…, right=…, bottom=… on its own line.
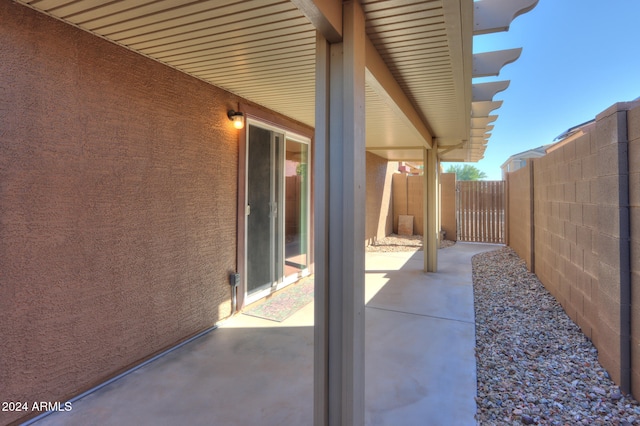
left=596, top=100, right=640, bottom=121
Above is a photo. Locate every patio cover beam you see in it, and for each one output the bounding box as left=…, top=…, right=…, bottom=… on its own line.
left=314, top=1, right=365, bottom=425
left=292, top=0, right=342, bottom=43
left=438, top=141, right=466, bottom=156
left=294, top=0, right=435, bottom=152
left=364, top=38, right=434, bottom=149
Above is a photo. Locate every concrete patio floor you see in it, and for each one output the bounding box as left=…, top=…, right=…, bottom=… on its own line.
left=30, top=243, right=499, bottom=426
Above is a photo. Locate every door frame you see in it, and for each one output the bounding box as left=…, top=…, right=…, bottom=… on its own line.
left=237, top=110, right=313, bottom=309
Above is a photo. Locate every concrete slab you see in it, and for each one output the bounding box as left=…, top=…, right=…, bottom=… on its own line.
left=29, top=326, right=315, bottom=426
left=364, top=244, right=498, bottom=426
left=365, top=308, right=476, bottom=426
left=30, top=243, right=500, bottom=426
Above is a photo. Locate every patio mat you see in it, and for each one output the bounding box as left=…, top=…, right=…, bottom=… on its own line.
left=243, top=276, right=314, bottom=322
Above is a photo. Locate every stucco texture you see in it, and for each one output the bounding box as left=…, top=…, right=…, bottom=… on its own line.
left=1, top=2, right=239, bottom=424
left=365, top=152, right=395, bottom=244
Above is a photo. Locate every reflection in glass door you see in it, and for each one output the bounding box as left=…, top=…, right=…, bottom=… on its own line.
left=284, top=139, right=308, bottom=278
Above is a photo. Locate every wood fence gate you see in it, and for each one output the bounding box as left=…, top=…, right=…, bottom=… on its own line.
left=456, top=180, right=505, bottom=243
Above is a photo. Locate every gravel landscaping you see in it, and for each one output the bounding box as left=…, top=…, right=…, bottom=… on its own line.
left=473, top=247, right=640, bottom=425
left=365, top=233, right=455, bottom=252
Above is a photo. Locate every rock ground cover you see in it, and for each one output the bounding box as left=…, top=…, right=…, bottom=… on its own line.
left=365, top=233, right=454, bottom=252
left=473, top=247, right=640, bottom=425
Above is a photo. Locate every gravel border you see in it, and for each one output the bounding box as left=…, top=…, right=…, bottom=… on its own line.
left=473, top=247, right=640, bottom=425
left=365, top=233, right=455, bottom=252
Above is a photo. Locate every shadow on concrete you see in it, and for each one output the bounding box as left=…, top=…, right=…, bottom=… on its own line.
left=33, top=243, right=501, bottom=426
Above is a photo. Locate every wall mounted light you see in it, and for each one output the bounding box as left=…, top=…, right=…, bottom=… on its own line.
left=227, top=110, right=245, bottom=129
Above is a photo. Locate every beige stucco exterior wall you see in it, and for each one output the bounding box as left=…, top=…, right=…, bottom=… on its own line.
left=0, top=3, right=309, bottom=424
left=365, top=152, right=396, bottom=245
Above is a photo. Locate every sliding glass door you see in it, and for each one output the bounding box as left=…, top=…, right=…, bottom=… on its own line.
left=246, top=125, right=283, bottom=295
left=245, top=122, right=310, bottom=302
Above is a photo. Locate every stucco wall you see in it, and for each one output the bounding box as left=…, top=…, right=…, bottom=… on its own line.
left=440, top=173, right=457, bottom=241
left=0, top=3, right=242, bottom=424
left=365, top=152, right=395, bottom=244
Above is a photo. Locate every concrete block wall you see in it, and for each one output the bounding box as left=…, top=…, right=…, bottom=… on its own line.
left=408, top=176, right=425, bottom=236
left=440, top=173, right=457, bottom=241
left=365, top=152, right=396, bottom=245
left=506, top=163, right=533, bottom=270
left=392, top=173, right=408, bottom=234
left=531, top=131, right=600, bottom=343
left=629, top=103, right=640, bottom=395
left=594, top=104, right=632, bottom=391
left=391, top=172, right=456, bottom=239
left=506, top=100, right=640, bottom=397
left=392, top=174, right=424, bottom=235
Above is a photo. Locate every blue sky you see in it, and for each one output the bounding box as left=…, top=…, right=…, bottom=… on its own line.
left=465, top=0, right=640, bottom=180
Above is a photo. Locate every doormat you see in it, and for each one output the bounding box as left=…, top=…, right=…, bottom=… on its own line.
left=243, top=276, right=314, bottom=322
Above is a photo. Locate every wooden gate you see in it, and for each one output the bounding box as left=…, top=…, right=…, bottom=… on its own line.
left=456, top=181, right=505, bottom=243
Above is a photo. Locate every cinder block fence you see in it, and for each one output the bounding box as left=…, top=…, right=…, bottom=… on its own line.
left=506, top=101, right=640, bottom=397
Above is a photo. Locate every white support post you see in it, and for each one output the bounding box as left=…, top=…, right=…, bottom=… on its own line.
left=314, top=1, right=366, bottom=425
left=423, top=143, right=438, bottom=272
left=423, top=148, right=429, bottom=272
left=436, top=156, right=441, bottom=246
left=314, top=30, right=330, bottom=426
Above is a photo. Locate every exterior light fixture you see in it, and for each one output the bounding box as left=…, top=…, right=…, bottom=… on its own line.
left=228, top=110, right=245, bottom=129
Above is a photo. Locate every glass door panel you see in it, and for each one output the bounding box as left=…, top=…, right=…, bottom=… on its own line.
left=284, top=139, right=308, bottom=277
left=247, top=125, right=273, bottom=294
left=246, top=125, right=284, bottom=296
